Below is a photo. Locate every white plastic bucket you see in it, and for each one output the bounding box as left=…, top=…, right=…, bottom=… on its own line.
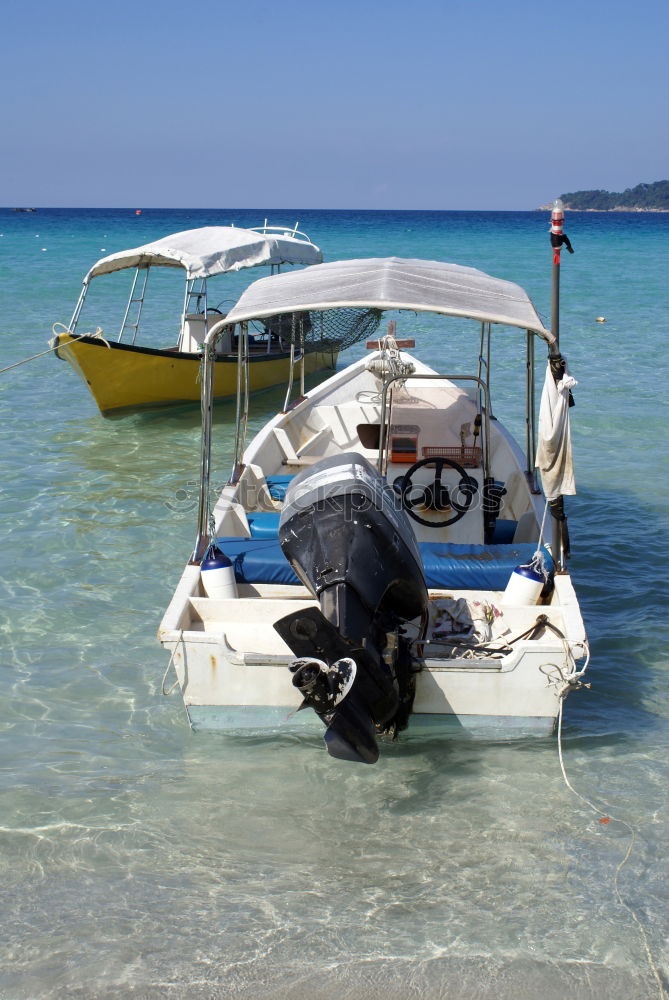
left=501, top=563, right=544, bottom=606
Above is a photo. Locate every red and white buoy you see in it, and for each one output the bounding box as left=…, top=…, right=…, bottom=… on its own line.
left=551, top=198, right=565, bottom=266
left=549, top=198, right=573, bottom=347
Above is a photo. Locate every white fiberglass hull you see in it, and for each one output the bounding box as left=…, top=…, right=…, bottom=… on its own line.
left=160, top=579, right=582, bottom=737
left=159, top=352, right=587, bottom=742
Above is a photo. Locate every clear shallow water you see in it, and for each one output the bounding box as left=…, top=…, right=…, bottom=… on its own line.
left=0, top=207, right=668, bottom=999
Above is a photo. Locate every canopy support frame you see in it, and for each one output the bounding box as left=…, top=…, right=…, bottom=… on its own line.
left=231, top=322, right=250, bottom=480
left=378, top=372, right=493, bottom=482
left=525, top=331, right=540, bottom=493
left=118, top=266, right=150, bottom=344
left=68, top=284, right=88, bottom=334
left=282, top=313, right=307, bottom=412
left=192, top=317, right=240, bottom=563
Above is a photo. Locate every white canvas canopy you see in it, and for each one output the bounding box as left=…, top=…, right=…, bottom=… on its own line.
left=84, top=226, right=323, bottom=283
left=223, top=257, right=554, bottom=341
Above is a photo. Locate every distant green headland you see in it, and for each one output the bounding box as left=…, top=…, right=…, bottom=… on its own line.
left=538, top=180, right=669, bottom=211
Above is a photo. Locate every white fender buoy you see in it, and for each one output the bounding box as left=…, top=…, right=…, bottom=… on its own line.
left=501, top=563, right=544, bottom=606
left=200, top=545, right=237, bottom=599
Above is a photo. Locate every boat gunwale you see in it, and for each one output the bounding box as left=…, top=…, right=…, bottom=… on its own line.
left=54, top=331, right=328, bottom=364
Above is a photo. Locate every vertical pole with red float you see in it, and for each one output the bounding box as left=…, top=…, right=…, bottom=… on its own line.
left=550, top=198, right=573, bottom=347
left=548, top=198, right=574, bottom=571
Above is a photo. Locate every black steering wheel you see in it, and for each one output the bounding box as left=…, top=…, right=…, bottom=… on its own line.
left=396, top=457, right=478, bottom=527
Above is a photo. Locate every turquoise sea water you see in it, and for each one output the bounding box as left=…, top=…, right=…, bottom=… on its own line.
left=1, top=207, right=668, bottom=999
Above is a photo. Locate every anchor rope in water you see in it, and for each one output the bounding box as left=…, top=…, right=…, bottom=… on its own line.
left=0, top=323, right=109, bottom=376
left=556, top=702, right=666, bottom=998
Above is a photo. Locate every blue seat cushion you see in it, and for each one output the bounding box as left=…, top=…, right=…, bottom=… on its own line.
left=216, top=536, right=300, bottom=585
left=265, top=475, right=294, bottom=502
left=419, top=542, right=553, bottom=591
left=215, top=537, right=552, bottom=590
left=247, top=512, right=282, bottom=538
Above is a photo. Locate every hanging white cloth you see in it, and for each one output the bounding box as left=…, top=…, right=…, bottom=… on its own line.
left=535, top=361, right=577, bottom=500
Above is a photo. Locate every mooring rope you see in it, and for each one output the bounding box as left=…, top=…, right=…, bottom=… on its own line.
left=161, top=630, right=184, bottom=696
left=0, top=323, right=109, bottom=376
left=557, top=703, right=666, bottom=998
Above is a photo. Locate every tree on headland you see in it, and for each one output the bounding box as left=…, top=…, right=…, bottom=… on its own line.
left=553, top=180, right=669, bottom=210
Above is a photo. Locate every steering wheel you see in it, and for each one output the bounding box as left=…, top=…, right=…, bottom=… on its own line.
left=396, top=456, right=478, bottom=528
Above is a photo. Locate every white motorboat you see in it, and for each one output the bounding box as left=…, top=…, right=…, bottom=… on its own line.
left=159, top=257, right=588, bottom=763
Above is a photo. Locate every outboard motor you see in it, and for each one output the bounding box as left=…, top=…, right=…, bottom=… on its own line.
left=273, top=453, right=428, bottom=763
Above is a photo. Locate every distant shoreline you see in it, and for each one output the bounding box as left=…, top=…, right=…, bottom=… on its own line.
left=536, top=204, right=669, bottom=212
left=537, top=180, right=669, bottom=212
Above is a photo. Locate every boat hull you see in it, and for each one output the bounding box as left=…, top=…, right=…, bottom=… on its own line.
left=161, top=622, right=570, bottom=739
left=158, top=567, right=584, bottom=741
left=185, top=707, right=556, bottom=738
left=158, top=349, right=587, bottom=752
left=54, top=333, right=338, bottom=416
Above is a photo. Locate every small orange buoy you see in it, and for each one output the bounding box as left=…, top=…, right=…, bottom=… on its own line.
left=135, top=209, right=142, bottom=215
left=598, top=816, right=611, bottom=825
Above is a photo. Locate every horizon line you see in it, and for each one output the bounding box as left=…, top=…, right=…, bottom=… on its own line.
left=0, top=205, right=574, bottom=214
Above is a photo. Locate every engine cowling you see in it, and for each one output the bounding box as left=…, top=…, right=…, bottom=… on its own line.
left=273, top=453, right=428, bottom=763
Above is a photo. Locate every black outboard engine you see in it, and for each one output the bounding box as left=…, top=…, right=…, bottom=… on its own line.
left=273, top=453, right=428, bottom=763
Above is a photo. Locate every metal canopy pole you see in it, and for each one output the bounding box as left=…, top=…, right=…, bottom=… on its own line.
left=525, top=331, right=539, bottom=492
left=282, top=313, right=297, bottom=411
left=118, top=269, right=140, bottom=342
left=68, top=283, right=88, bottom=333
left=231, top=322, right=250, bottom=480
left=118, top=267, right=150, bottom=344
left=299, top=317, right=305, bottom=398
left=548, top=199, right=574, bottom=571
left=179, top=278, right=193, bottom=351
left=191, top=317, right=229, bottom=563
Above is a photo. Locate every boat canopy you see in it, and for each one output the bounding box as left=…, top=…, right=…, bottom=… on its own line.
left=84, top=226, right=323, bottom=283
left=223, top=257, right=554, bottom=344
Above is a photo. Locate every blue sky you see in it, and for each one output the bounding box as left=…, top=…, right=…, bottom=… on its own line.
left=2, top=0, right=667, bottom=209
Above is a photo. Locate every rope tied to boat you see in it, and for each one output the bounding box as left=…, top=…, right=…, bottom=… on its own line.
left=365, top=331, right=415, bottom=386
left=408, top=607, right=590, bottom=682
left=515, top=499, right=552, bottom=584
left=538, top=632, right=591, bottom=696
left=0, top=323, right=110, bottom=376
left=382, top=332, right=414, bottom=381
left=161, top=629, right=184, bottom=696
left=52, top=322, right=111, bottom=349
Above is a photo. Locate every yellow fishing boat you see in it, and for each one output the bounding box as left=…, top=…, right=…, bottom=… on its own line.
left=52, top=223, right=338, bottom=416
